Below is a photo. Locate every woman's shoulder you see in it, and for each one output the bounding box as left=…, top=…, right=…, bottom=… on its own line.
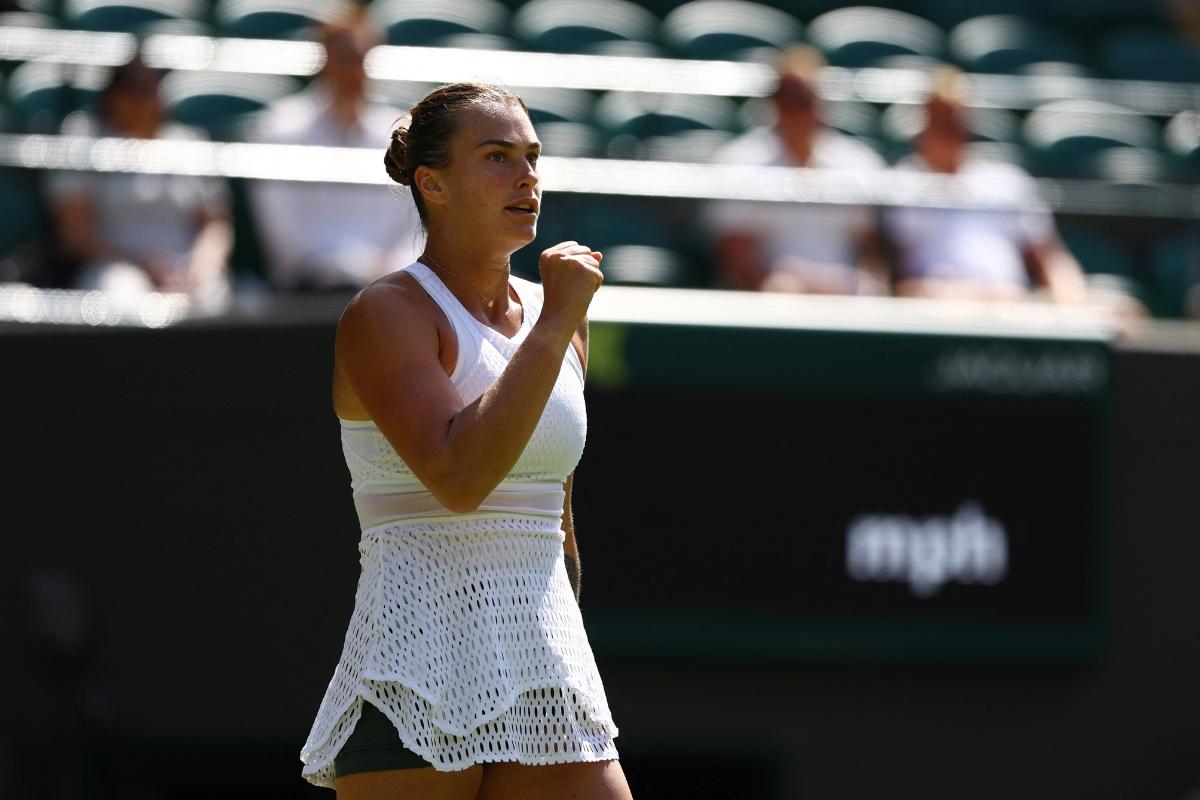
left=337, top=267, right=436, bottom=340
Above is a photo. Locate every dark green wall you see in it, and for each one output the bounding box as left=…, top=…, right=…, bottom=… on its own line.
left=0, top=310, right=1196, bottom=800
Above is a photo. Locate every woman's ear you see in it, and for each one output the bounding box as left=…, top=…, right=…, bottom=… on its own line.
left=413, top=165, right=447, bottom=207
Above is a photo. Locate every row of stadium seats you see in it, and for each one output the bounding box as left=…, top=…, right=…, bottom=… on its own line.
left=2, top=60, right=1197, bottom=185
left=3, top=0, right=1199, bottom=82
left=0, top=152, right=1192, bottom=320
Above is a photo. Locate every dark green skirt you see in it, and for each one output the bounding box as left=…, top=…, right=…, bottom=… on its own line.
left=333, top=700, right=431, bottom=777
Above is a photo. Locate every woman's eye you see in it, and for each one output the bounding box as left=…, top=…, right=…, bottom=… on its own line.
left=527, top=153, right=540, bottom=165
left=488, top=151, right=505, bottom=162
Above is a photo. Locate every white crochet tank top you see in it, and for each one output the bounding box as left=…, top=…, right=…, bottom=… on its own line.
left=340, top=262, right=587, bottom=526
left=300, top=262, right=618, bottom=786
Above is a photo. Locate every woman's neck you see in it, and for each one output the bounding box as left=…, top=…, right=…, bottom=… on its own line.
left=420, top=242, right=513, bottom=315
left=421, top=221, right=514, bottom=277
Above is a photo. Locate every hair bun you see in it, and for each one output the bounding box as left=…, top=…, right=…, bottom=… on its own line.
left=385, top=125, right=410, bottom=186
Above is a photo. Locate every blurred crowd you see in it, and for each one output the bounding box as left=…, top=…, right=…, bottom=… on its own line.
left=9, top=6, right=425, bottom=312
left=706, top=45, right=1103, bottom=308
left=0, top=6, right=1188, bottom=321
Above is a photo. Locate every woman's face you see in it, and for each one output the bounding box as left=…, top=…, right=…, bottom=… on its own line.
left=432, top=101, right=542, bottom=250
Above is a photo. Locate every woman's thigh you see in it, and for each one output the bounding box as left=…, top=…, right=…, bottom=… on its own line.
left=478, top=760, right=633, bottom=800
left=335, top=765, right=484, bottom=800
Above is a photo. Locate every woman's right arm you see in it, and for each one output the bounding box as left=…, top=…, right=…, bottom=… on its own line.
left=336, top=242, right=602, bottom=513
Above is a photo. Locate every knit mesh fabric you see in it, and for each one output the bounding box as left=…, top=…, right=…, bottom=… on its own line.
left=300, top=265, right=618, bottom=786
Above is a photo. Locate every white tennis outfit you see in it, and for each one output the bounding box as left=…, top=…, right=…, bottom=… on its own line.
left=300, top=262, right=619, bottom=787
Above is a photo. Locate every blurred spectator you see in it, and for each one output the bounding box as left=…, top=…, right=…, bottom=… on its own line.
left=882, top=66, right=1089, bottom=304
left=47, top=53, right=233, bottom=313
left=248, top=8, right=423, bottom=293
left=705, top=45, right=888, bottom=295
left=1167, top=0, right=1200, bottom=41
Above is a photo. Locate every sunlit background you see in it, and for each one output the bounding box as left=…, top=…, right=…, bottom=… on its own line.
left=1, top=1, right=1198, bottom=799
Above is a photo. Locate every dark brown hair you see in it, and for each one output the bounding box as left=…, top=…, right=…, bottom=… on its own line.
left=384, top=83, right=529, bottom=224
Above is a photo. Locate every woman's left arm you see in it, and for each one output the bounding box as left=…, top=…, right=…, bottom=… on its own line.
left=562, top=472, right=581, bottom=603
left=562, top=315, right=589, bottom=603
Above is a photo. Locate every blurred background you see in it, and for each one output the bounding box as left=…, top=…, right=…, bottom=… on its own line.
left=1, top=0, right=1199, bottom=798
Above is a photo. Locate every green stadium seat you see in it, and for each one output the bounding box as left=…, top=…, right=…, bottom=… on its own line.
left=369, top=0, right=511, bottom=48
left=806, top=6, right=945, bottom=69
left=1097, top=28, right=1200, bottom=84
left=962, top=140, right=1028, bottom=167
left=869, top=53, right=945, bottom=74
left=511, top=0, right=662, bottom=58
left=520, top=87, right=603, bottom=157
left=628, top=0, right=696, bottom=17
left=643, top=128, right=737, bottom=161
left=1031, top=0, right=1168, bottom=37
left=160, top=71, right=300, bottom=141
left=514, top=168, right=705, bottom=289
left=1015, top=60, right=1095, bottom=79
left=517, top=86, right=595, bottom=125
left=907, top=0, right=1039, bottom=30
left=4, top=0, right=56, bottom=13
left=1164, top=110, right=1200, bottom=182
left=1058, top=224, right=1136, bottom=278
left=0, top=10, right=58, bottom=27
left=1146, top=230, right=1199, bottom=318
left=133, top=16, right=214, bottom=36
left=365, top=79, right=441, bottom=116
left=948, top=15, right=1085, bottom=76
left=576, top=196, right=677, bottom=249
left=599, top=244, right=700, bottom=287
left=432, top=32, right=516, bottom=50
left=570, top=196, right=708, bottom=286
left=818, top=99, right=881, bottom=142
left=595, top=90, right=739, bottom=139
left=0, top=169, right=42, bottom=260
left=7, top=60, right=107, bottom=133
left=215, top=0, right=356, bottom=40
left=754, top=0, right=864, bottom=19
left=1058, top=223, right=1147, bottom=307
left=63, top=0, right=204, bottom=33
left=536, top=121, right=605, bottom=158
left=1086, top=146, right=1174, bottom=186
left=660, top=0, right=804, bottom=62
left=1022, top=99, right=1161, bottom=179
left=516, top=195, right=706, bottom=289
left=594, top=90, right=740, bottom=159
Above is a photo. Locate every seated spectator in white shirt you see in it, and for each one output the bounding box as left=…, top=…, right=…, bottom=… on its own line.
left=883, top=66, right=1089, bottom=303
left=48, top=53, right=233, bottom=313
left=249, top=9, right=424, bottom=293
left=705, top=45, right=888, bottom=295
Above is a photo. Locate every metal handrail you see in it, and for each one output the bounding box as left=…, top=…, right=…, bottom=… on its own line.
left=2, top=133, right=1196, bottom=219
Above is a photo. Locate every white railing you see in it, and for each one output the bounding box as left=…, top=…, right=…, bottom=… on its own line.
left=2, top=132, right=1197, bottom=218
left=0, top=281, right=1125, bottom=338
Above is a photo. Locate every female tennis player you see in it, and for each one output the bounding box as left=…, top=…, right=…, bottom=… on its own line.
left=299, top=83, right=633, bottom=800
